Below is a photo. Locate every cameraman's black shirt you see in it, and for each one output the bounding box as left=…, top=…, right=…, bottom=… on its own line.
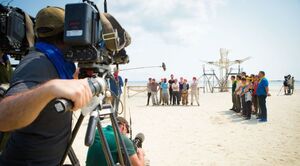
left=0, top=51, right=72, bottom=166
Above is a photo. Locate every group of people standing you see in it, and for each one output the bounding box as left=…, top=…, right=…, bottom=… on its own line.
left=147, top=74, right=200, bottom=106
left=230, top=71, right=270, bottom=122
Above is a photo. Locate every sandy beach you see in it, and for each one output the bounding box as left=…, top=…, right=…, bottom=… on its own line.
left=68, top=86, right=300, bottom=166
left=0, top=1, right=299, bottom=166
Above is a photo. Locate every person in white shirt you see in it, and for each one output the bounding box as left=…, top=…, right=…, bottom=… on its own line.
left=150, top=78, right=159, bottom=105
left=190, top=77, right=200, bottom=106
left=172, top=79, right=180, bottom=105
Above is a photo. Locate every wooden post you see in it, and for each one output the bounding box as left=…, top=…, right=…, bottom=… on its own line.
left=123, top=78, right=128, bottom=119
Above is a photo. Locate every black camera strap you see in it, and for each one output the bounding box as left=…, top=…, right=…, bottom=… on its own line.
left=14, top=6, right=35, bottom=51
left=23, top=12, right=34, bottom=48
left=104, top=0, right=107, bottom=12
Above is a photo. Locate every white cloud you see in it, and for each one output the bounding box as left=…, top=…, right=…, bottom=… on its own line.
left=97, top=0, right=227, bottom=81
left=101, top=0, right=226, bottom=45
left=94, top=0, right=300, bottom=81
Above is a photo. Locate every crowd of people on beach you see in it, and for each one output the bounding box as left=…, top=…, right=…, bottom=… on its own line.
left=146, top=74, right=200, bottom=106
left=230, top=71, right=270, bottom=122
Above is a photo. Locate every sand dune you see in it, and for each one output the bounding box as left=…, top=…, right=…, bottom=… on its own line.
left=69, top=87, right=300, bottom=166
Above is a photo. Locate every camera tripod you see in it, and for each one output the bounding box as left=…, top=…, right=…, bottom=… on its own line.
left=56, top=67, right=132, bottom=166
left=277, top=85, right=284, bottom=96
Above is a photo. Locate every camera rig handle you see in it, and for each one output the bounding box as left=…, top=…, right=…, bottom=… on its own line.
left=54, top=77, right=107, bottom=113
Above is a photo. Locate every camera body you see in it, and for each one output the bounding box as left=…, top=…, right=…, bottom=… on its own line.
left=0, top=4, right=33, bottom=60
left=64, top=1, right=130, bottom=67
left=64, top=2, right=105, bottom=63
left=284, top=75, right=291, bottom=81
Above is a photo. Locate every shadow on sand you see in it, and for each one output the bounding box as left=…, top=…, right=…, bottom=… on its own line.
left=220, top=110, right=258, bottom=125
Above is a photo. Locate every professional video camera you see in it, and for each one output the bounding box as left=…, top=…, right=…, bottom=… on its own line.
left=284, top=74, right=291, bottom=86
left=0, top=4, right=34, bottom=60
left=64, top=0, right=130, bottom=72
left=284, top=75, right=291, bottom=81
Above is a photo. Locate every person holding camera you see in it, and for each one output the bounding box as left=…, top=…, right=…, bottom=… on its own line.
left=86, top=117, right=145, bottom=166
left=0, top=7, right=93, bottom=165
left=283, top=76, right=290, bottom=95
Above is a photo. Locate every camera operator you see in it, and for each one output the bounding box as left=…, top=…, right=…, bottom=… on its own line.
left=283, top=75, right=290, bottom=95
left=86, top=117, right=145, bottom=166
left=0, top=7, right=93, bottom=165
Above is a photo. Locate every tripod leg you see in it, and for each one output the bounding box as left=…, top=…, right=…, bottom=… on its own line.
left=111, top=116, right=125, bottom=166
left=60, top=114, right=85, bottom=166
left=277, top=86, right=283, bottom=96
left=67, top=147, right=80, bottom=166
left=97, top=121, right=115, bottom=166
left=110, top=115, right=132, bottom=166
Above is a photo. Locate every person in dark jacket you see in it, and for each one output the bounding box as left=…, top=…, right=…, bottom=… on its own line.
left=230, top=76, right=237, bottom=111
left=168, top=74, right=175, bottom=105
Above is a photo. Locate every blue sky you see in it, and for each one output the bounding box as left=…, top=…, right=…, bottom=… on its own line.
left=8, top=0, right=300, bottom=81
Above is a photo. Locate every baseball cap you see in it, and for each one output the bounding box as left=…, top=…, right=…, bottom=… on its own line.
left=35, top=6, right=65, bottom=38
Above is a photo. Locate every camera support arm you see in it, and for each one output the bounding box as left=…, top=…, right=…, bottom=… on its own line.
left=54, top=77, right=107, bottom=113
left=57, top=75, right=132, bottom=166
